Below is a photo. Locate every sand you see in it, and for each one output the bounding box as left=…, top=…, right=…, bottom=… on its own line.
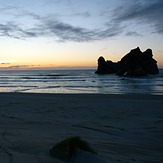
left=0, top=93, right=163, bottom=163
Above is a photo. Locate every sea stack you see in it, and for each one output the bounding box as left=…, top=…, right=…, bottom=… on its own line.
left=95, top=47, right=159, bottom=76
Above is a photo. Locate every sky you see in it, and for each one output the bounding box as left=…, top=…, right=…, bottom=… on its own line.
left=0, top=0, right=163, bottom=69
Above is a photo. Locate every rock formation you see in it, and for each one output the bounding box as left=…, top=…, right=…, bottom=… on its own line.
left=95, top=47, right=159, bottom=76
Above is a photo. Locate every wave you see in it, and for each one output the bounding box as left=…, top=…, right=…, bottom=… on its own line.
left=0, top=69, right=163, bottom=94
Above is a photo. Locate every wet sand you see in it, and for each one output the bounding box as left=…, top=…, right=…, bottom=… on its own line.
left=0, top=93, right=163, bottom=163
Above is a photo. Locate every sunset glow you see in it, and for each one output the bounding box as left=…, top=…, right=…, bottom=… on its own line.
left=0, top=0, right=163, bottom=70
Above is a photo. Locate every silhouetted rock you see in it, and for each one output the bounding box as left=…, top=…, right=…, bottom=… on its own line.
left=142, top=49, right=159, bottom=75
left=95, top=57, right=119, bottom=74
left=95, top=47, right=159, bottom=76
left=95, top=56, right=108, bottom=74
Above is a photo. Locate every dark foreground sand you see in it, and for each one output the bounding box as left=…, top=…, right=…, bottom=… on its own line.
left=0, top=93, right=163, bottom=163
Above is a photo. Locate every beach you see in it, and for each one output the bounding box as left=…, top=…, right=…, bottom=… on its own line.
left=0, top=93, right=163, bottom=163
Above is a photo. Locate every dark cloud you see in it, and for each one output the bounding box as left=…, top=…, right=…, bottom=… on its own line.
left=125, top=31, right=142, bottom=37
left=0, top=22, right=43, bottom=39
left=113, top=0, right=163, bottom=34
left=40, top=19, right=122, bottom=42
left=0, top=22, right=21, bottom=39
left=0, top=62, right=10, bottom=65
left=7, top=65, right=30, bottom=69
left=43, top=20, right=93, bottom=42
left=0, top=17, right=122, bottom=42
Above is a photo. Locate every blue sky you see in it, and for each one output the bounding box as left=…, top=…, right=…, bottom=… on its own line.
left=0, top=0, right=163, bottom=69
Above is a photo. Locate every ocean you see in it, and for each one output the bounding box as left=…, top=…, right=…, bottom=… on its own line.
left=0, top=69, right=163, bottom=95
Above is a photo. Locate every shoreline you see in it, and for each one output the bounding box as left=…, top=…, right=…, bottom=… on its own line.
left=1, top=92, right=163, bottom=100
left=1, top=91, right=163, bottom=96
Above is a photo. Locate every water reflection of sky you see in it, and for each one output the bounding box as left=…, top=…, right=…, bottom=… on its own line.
left=95, top=69, right=163, bottom=95
left=0, top=69, right=163, bottom=95
left=119, top=77, right=156, bottom=94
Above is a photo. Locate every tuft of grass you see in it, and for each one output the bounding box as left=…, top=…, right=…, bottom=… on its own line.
left=49, top=136, right=97, bottom=161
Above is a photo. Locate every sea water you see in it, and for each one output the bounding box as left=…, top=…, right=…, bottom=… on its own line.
left=0, top=69, right=163, bottom=95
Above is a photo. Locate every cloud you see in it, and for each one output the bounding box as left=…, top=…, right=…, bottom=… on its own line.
left=0, top=64, right=32, bottom=70
left=125, top=31, right=142, bottom=37
left=0, top=1, right=121, bottom=42
left=0, top=17, right=122, bottom=42
left=0, top=22, right=24, bottom=39
left=0, top=15, right=131, bottom=42
left=40, top=19, right=122, bottom=42
left=0, top=21, right=43, bottom=39
left=157, top=51, right=163, bottom=53
left=113, top=0, right=163, bottom=34
left=44, top=20, right=93, bottom=42
left=0, top=63, right=10, bottom=65
left=0, top=6, right=16, bottom=12
left=1, top=0, right=162, bottom=42
left=0, top=1, right=123, bottom=42
left=7, top=65, right=30, bottom=69
left=69, top=11, right=91, bottom=18
left=0, top=22, right=20, bottom=39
